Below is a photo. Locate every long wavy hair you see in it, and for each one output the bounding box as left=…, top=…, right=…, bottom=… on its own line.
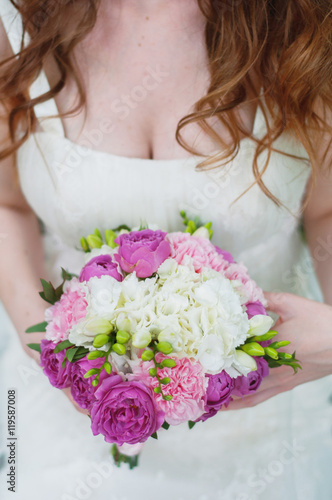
left=1, top=0, right=331, bottom=205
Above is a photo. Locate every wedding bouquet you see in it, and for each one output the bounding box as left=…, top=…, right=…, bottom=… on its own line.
left=27, top=213, right=301, bottom=468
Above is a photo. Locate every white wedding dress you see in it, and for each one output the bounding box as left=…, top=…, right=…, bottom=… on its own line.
left=1, top=2, right=332, bottom=499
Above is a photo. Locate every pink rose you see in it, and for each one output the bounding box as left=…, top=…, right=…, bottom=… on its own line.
left=167, top=232, right=229, bottom=273
left=114, top=230, right=171, bottom=278
left=45, top=278, right=88, bottom=343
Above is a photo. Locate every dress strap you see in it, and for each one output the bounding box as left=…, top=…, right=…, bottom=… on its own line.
left=0, top=0, right=65, bottom=136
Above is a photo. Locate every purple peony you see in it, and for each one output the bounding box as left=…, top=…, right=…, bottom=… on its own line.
left=69, top=357, right=104, bottom=410
left=90, top=375, right=165, bottom=445
left=79, top=255, right=123, bottom=282
left=245, top=301, right=267, bottom=319
left=40, top=339, right=71, bottom=389
left=114, top=229, right=171, bottom=278
left=233, top=357, right=269, bottom=396
left=197, top=370, right=235, bottom=422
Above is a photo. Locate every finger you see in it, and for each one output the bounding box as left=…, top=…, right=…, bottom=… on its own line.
left=264, top=292, right=292, bottom=320
left=222, top=386, right=285, bottom=410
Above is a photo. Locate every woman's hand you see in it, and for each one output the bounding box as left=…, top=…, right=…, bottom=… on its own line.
left=224, top=292, right=332, bottom=410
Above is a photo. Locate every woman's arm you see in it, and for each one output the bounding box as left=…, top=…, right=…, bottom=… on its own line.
left=0, top=122, right=48, bottom=358
left=0, top=20, right=48, bottom=359
left=225, top=101, right=332, bottom=410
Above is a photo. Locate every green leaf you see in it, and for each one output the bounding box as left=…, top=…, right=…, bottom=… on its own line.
left=62, top=350, right=68, bottom=369
left=66, top=347, right=79, bottom=363
left=27, top=343, right=41, bottom=353
left=111, top=224, right=131, bottom=233
left=161, top=421, right=170, bottom=430
left=40, top=279, right=57, bottom=304
left=61, top=268, right=78, bottom=281
left=25, top=321, right=48, bottom=333
left=39, top=291, right=54, bottom=305
left=54, top=339, right=74, bottom=354
left=150, top=432, right=158, bottom=440
left=188, top=421, right=196, bottom=429
left=54, top=283, right=64, bottom=301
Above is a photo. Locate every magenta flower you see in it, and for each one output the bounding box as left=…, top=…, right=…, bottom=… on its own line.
left=70, top=357, right=104, bottom=410
left=40, top=339, right=71, bottom=389
left=233, top=357, right=269, bottom=396
left=245, top=301, right=267, bottom=319
left=197, top=370, right=235, bottom=422
left=214, top=245, right=235, bottom=263
left=114, top=229, right=171, bottom=278
left=90, top=376, right=165, bottom=445
left=79, top=255, right=123, bottom=283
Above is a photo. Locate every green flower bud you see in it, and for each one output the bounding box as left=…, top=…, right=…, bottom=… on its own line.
left=80, top=237, right=89, bottom=252
left=86, top=234, right=103, bottom=249
left=278, top=352, right=293, bottom=360
left=149, top=367, right=157, bottom=377
left=154, top=387, right=161, bottom=394
left=103, top=361, right=112, bottom=374
left=94, top=228, right=102, bottom=240
left=105, top=230, right=118, bottom=248
left=264, top=346, right=279, bottom=360
left=87, top=350, right=106, bottom=360
left=112, top=343, right=126, bottom=356
left=270, top=340, right=291, bottom=349
left=141, top=350, right=154, bottom=362
left=186, top=220, right=196, bottom=234
left=116, top=330, right=130, bottom=344
left=161, top=358, right=177, bottom=368
left=92, top=378, right=99, bottom=387
left=163, top=395, right=173, bottom=401
left=83, top=368, right=99, bottom=379
left=156, top=341, right=173, bottom=355
left=241, top=342, right=265, bottom=357
left=92, top=334, right=110, bottom=348
left=160, top=377, right=171, bottom=385
left=251, top=330, right=278, bottom=342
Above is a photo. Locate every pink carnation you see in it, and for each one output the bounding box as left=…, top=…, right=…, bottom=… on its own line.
left=224, top=263, right=265, bottom=304
left=45, top=278, right=88, bottom=342
left=139, top=354, right=208, bottom=426
left=166, top=232, right=229, bottom=274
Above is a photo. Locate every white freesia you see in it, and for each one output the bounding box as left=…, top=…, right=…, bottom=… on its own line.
left=132, top=329, right=152, bottom=349
left=192, top=226, right=210, bottom=239
left=68, top=316, right=111, bottom=349
left=247, top=314, right=274, bottom=338
left=225, top=349, right=258, bottom=378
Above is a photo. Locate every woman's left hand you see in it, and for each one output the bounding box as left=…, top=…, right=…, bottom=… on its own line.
left=224, top=292, right=332, bottom=410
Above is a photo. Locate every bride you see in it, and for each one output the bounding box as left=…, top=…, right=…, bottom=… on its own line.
left=0, top=0, right=331, bottom=498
